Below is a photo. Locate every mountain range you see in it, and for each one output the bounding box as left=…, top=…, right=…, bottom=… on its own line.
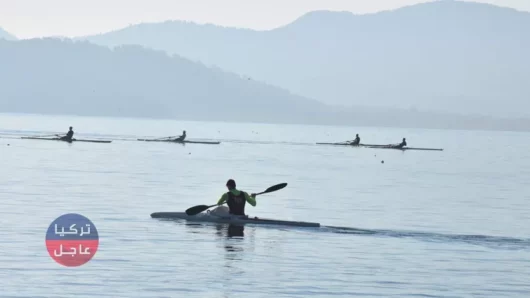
left=1, top=1, right=530, bottom=131
left=1, top=37, right=529, bottom=131
left=81, top=0, right=530, bottom=118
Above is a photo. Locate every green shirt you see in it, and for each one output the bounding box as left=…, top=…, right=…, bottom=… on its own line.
left=217, top=188, right=256, bottom=206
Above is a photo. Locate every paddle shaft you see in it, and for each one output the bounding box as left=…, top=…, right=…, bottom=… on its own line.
left=213, top=185, right=282, bottom=207
left=188, top=192, right=260, bottom=215
left=185, top=183, right=287, bottom=216
left=255, top=190, right=271, bottom=196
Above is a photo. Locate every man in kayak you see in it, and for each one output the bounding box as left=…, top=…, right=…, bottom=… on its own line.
left=393, top=138, right=407, bottom=148
left=211, top=179, right=256, bottom=217
left=174, top=130, right=186, bottom=142
left=349, top=134, right=360, bottom=146
left=60, top=127, right=74, bottom=141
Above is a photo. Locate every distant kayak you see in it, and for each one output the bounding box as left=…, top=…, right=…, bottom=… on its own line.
left=363, top=146, right=443, bottom=151
left=150, top=212, right=320, bottom=228
left=315, top=142, right=361, bottom=146
left=315, top=142, right=387, bottom=147
left=137, top=138, right=220, bottom=145
left=365, top=145, right=443, bottom=151
left=316, top=142, right=443, bottom=151
left=21, top=137, right=112, bottom=143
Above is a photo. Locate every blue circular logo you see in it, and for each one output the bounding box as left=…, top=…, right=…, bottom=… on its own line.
left=45, top=213, right=99, bottom=267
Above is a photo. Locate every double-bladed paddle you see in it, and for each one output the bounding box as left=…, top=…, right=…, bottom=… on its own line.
left=185, top=183, right=288, bottom=216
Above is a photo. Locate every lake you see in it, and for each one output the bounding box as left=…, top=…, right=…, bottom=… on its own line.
left=1, top=113, right=529, bottom=297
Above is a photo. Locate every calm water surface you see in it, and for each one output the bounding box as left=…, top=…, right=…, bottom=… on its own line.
left=1, top=113, right=529, bottom=297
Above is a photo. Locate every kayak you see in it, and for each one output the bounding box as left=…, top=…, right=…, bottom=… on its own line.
left=150, top=212, right=320, bottom=228
left=316, top=142, right=443, bottom=151
left=21, top=137, right=112, bottom=143
left=315, top=142, right=385, bottom=147
left=364, top=146, right=443, bottom=151
left=137, top=138, right=220, bottom=145
left=316, top=142, right=360, bottom=146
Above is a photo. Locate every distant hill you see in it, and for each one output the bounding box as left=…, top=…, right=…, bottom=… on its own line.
left=1, top=38, right=529, bottom=131
left=0, top=27, right=16, bottom=40
left=0, top=38, right=329, bottom=124
left=81, top=1, right=530, bottom=118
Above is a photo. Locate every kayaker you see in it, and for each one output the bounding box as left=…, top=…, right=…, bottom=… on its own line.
left=350, top=134, right=360, bottom=145
left=394, top=138, right=407, bottom=148
left=60, top=127, right=74, bottom=141
left=212, top=179, right=256, bottom=217
left=174, top=130, right=186, bottom=141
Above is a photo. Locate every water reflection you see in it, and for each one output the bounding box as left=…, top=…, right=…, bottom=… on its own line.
left=215, top=224, right=245, bottom=238
left=182, top=222, right=245, bottom=238
left=182, top=222, right=247, bottom=259
left=214, top=224, right=245, bottom=257
left=217, top=224, right=247, bottom=298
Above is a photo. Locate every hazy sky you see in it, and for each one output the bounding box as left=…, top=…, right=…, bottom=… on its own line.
left=1, top=0, right=529, bottom=39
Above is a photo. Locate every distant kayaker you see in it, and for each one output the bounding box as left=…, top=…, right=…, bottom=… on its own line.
left=175, top=130, right=186, bottom=141
left=211, top=179, right=256, bottom=217
left=60, top=127, right=74, bottom=141
left=394, top=138, right=407, bottom=148
left=350, top=134, right=360, bottom=146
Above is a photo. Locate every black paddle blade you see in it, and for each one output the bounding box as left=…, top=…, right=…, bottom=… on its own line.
left=262, top=183, right=288, bottom=194
left=185, top=204, right=215, bottom=216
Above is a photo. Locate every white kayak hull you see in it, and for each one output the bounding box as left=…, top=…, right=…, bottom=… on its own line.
left=137, top=139, right=220, bottom=145
left=316, top=142, right=443, bottom=151
left=21, top=137, right=112, bottom=143
left=150, top=212, right=320, bottom=228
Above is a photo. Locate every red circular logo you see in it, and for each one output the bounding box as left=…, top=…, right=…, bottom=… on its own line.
left=45, top=213, right=99, bottom=267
